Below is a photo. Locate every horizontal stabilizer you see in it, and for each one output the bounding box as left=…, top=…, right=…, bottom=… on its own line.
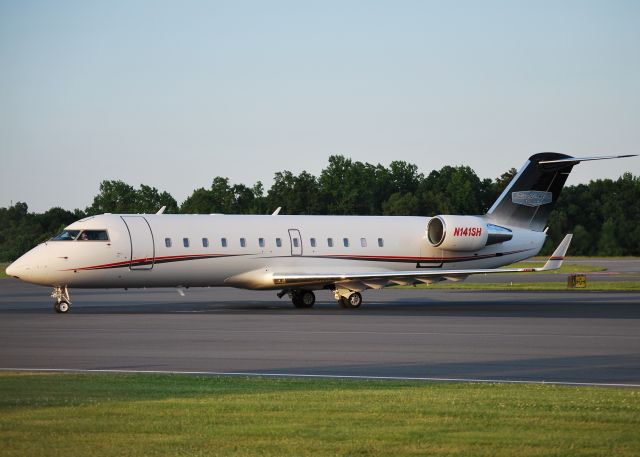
left=538, top=154, right=637, bottom=165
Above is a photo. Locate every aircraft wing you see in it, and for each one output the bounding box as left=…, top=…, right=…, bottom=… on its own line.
left=272, top=234, right=573, bottom=289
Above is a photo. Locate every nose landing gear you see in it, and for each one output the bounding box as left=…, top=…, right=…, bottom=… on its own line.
left=51, top=286, right=71, bottom=314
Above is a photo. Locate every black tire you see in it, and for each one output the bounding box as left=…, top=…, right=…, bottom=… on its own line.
left=57, top=301, right=70, bottom=313
left=344, top=292, right=362, bottom=309
left=54, top=302, right=61, bottom=313
left=293, top=290, right=315, bottom=308
left=338, top=297, right=349, bottom=308
left=300, top=290, right=315, bottom=308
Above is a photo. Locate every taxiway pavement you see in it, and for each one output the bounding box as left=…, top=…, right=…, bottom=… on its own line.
left=1, top=278, right=638, bottom=385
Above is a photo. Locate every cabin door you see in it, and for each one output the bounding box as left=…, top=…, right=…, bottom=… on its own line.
left=121, top=216, right=155, bottom=270
left=288, top=229, right=303, bottom=256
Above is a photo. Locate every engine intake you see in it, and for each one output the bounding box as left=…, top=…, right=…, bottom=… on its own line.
left=427, top=215, right=512, bottom=251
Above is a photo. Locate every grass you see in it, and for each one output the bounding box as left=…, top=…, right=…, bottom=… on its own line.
left=398, top=281, right=640, bottom=291
left=0, top=372, right=639, bottom=456
left=0, top=262, right=8, bottom=278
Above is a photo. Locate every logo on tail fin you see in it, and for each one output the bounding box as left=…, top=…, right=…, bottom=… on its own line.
left=512, top=191, right=552, bottom=207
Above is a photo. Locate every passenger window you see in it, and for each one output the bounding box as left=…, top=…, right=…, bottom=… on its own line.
left=202, top=238, right=209, bottom=248
left=165, top=238, right=172, bottom=248
left=310, top=238, right=316, bottom=247
left=293, top=238, right=299, bottom=248
left=343, top=238, right=349, bottom=247
left=327, top=238, right=334, bottom=247
left=240, top=238, right=246, bottom=247
left=221, top=238, right=227, bottom=247
left=360, top=237, right=367, bottom=247
left=276, top=238, right=282, bottom=247
left=259, top=238, right=265, bottom=248
left=78, top=230, right=109, bottom=241
left=378, top=237, right=384, bottom=247
left=183, top=238, right=189, bottom=248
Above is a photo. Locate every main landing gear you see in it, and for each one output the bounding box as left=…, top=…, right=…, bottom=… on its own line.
left=51, top=286, right=71, bottom=314
left=292, top=290, right=316, bottom=308
left=277, top=289, right=316, bottom=308
left=277, top=289, right=364, bottom=309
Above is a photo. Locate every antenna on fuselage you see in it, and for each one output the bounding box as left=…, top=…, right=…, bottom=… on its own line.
left=156, top=206, right=166, bottom=215
left=272, top=207, right=282, bottom=215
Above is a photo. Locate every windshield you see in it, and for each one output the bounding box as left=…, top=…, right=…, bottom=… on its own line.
left=51, top=230, right=81, bottom=241
left=77, top=230, right=109, bottom=241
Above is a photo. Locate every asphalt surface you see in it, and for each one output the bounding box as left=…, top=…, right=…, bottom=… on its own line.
left=1, top=273, right=639, bottom=386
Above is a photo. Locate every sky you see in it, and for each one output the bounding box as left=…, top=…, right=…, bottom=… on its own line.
left=1, top=0, right=639, bottom=212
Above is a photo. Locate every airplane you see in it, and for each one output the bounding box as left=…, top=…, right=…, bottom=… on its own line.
left=4, top=152, right=636, bottom=313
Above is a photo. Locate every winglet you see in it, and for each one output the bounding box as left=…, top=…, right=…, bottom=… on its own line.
left=540, top=234, right=573, bottom=271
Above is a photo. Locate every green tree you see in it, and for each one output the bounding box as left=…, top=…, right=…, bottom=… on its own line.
left=382, top=192, right=419, bottom=215
left=267, top=171, right=324, bottom=214
left=180, top=177, right=266, bottom=214
left=318, top=156, right=384, bottom=215
left=87, top=181, right=137, bottom=214
left=135, top=184, right=178, bottom=214
left=3, top=160, right=639, bottom=261
left=597, top=218, right=623, bottom=256
left=416, top=165, right=486, bottom=215
left=571, top=224, right=593, bottom=256
left=87, top=180, right=178, bottom=215
left=0, top=203, right=81, bottom=261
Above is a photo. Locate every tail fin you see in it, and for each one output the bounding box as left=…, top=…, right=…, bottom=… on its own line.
left=486, top=153, right=575, bottom=231
left=486, top=152, right=636, bottom=231
left=487, top=152, right=637, bottom=232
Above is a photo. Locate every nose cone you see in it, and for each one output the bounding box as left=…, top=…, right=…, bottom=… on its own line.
left=4, top=245, right=55, bottom=285
left=5, top=261, right=20, bottom=278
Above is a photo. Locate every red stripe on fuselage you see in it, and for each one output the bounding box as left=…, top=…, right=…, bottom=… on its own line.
left=61, top=248, right=534, bottom=272
left=61, top=253, right=234, bottom=271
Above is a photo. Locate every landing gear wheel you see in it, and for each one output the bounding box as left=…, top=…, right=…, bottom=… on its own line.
left=344, top=292, right=362, bottom=309
left=292, top=290, right=315, bottom=308
left=338, top=297, right=349, bottom=308
left=54, top=301, right=70, bottom=313
left=300, top=290, right=316, bottom=308
left=51, top=286, right=71, bottom=314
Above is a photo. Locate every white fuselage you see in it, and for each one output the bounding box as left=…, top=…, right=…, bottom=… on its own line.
left=7, top=213, right=545, bottom=290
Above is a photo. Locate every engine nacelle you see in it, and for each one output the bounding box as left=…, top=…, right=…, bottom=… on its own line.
left=426, top=215, right=489, bottom=251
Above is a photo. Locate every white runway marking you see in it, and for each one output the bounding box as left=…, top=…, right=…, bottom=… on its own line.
left=1, top=367, right=639, bottom=388
left=27, top=327, right=640, bottom=340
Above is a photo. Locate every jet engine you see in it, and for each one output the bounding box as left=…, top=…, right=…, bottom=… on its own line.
left=426, top=215, right=512, bottom=251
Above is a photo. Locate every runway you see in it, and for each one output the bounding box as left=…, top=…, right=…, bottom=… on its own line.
left=1, top=278, right=639, bottom=386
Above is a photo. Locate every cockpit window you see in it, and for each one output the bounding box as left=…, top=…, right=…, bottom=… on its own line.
left=77, top=230, right=110, bottom=241
left=51, top=230, right=81, bottom=241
